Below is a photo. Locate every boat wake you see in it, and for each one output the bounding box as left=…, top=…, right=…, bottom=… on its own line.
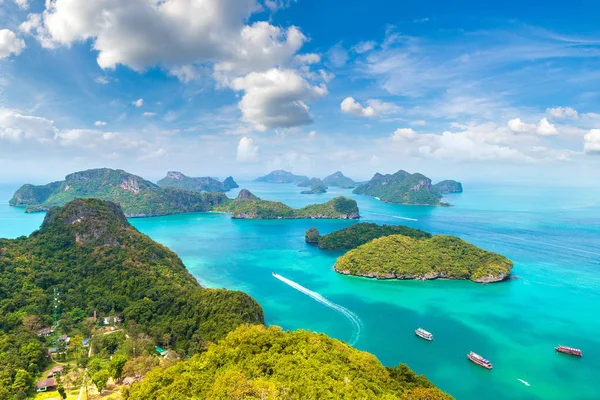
left=517, top=379, right=531, bottom=387
left=272, top=272, right=361, bottom=345
left=392, top=216, right=418, bottom=222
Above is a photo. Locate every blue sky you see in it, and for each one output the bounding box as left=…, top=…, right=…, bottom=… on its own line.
left=0, top=0, right=598, bottom=184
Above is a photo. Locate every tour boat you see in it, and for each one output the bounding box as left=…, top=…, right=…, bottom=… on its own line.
left=415, top=328, right=433, bottom=341
left=555, top=345, right=582, bottom=357
left=467, top=351, right=492, bottom=369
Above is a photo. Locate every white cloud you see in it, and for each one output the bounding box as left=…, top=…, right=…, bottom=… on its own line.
left=327, top=43, right=348, bottom=67
left=264, top=0, right=295, bottom=12
left=0, top=109, right=57, bottom=142
left=94, top=121, right=107, bottom=126
left=537, top=118, right=558, bottom=136
left=230, top=68, right=327, bottom=131
left=132, top=99, right=144, bottom=108
left=94, top=76, right=109, bottom=84
left=366, top=99, right=402, bottom=115
left=142, top=112, right=157, bottom=117
left=508, top=118, right=536, bottom=133
left=584, top=129, right=600, bottom=154
left=0, top=29, right=25, bottom=59
left=352, top=40, right=377, bottom=54
left=295, top=53, right=321, bottom=64
left=14, top=0, right=29, bottom=9
left=237, top=136, right=259, bottom=162
left=308, top=130, right=316, bottom=138
left=392, top=128, right=418, bottom=141
left=411, top=120, right=426, bottom=126
left=169, top=65, right=201, bottom=83
left=547, top=106, right=578, bottom=120
left=340, top=97, right=376, bottom=118
left=319, top=69, right=335, bottom=82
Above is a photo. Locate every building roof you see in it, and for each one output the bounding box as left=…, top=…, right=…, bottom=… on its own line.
left=82, top=338, right=90, bottom=345
left=51, top=365, right=63, bottom=373
left=35, top=378, right=55, bottom=389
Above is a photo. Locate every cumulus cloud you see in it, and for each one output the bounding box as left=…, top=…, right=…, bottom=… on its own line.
left=94, top=121, right=107, bottom=126
left=295, top=53, right=321, bottom=64
left=340, top=97, right=376, bottom=118
left=230, top=68, right=327, bottom=131
left=0, top=109, right=56, bottom=142
left=392, top=128, right=418, bottom=141
left=132, top=99, right=144, bottom=108
left=237, top=136, right=259, bottom=162
left=366, top=99, right=402, bottom=115
left=584, top=129, right=600, bottom=154
left=0, top=29, right=26, bottom=59
left=537, top=118, right=558, bottom=136
left=169, top=65, right=201, bottom=83
left=507, top=118, right=536, bottom=133
left=547, top=106, right=578, bottom=120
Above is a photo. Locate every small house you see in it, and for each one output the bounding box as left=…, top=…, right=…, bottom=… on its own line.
left=103, top=317, right=111, bottom=325
left=35, top=378, right=56, bottom=392
left=155, top=346, right=169, bottom=357
left=47, top=365, right=63, bottom=378
left=48, top=348, right=58, bottom=356
left=37, top=327, right=54, bottom=337
left=82, top=338, right=90, bottom=347
left=58, top=335, right=70, bottom=345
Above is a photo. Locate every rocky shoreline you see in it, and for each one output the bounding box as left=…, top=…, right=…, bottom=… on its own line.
left=335, top=268, right=510, bottom=283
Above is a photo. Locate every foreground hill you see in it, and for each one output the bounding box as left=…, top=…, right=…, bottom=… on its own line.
left=335, top=234, right=513, bottom=283
left=125, top=324, right=452, bottom=400
left=255, top=170, right=309, bottom=184
left=215, top=189, right=359, bottom=219
left=157, top=171, right=238, bottom=192
left=323, top=171, right=357, bottom=188
left=10, top=168, right=228, bottom=217
left=0, top=199, right=264, bottom=397
left=353, top=170, right=462, bottom=205
left=306, top=223, right=432, bottom=249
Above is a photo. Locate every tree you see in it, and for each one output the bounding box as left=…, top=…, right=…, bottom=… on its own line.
left=71, top=335, right=83, bottom=362
left=58, top=385, right=67, bottom=399
left=22, top=315, right=42, bottom=332
left=92, top=369, right=110, bottom=394
left=110, top=354, right=128, bottom=381
left=11, top=369, right=32, bottom=395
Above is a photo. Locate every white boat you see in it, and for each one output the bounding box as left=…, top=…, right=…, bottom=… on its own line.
left=415, top=328, right=433, bottom=341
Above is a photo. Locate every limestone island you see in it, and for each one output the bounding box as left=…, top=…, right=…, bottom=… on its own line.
left=10, top=168, right=229, bottom=217
left=353, top=169, right=463, bottom=205
left=323, top=171, right=357, bottom=188
left=255, top=170, right=309, bottom=184
left=214, top=189, right=359, bottom=219
left=297, top=178, right=328, bottom=194
left=157, top=171, right=239, bottom=192
left=334, top=232, right=513, bottom=283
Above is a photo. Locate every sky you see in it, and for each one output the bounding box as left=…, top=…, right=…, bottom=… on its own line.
left=0, top=0, right=599, bottom=184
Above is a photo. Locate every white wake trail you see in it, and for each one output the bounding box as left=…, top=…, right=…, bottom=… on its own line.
left=272, top=272, right=361, bottom=345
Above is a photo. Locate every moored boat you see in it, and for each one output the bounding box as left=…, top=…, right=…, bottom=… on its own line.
left=555, top=345, right=582, bottom=357
left=415, top=328, right=433, bottom=341
left=467, top=351, right=492, bottom=369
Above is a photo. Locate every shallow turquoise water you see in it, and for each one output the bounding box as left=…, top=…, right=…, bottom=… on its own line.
left=1, top=182, right=599, bottom=400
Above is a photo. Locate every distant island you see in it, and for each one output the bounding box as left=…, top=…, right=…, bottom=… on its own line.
left=157, top=171, right=239, bottom=192
left=255, top=170, right=309, bottom=184
left=10, top=168, right=228, bottom=217
left=297, top=178, right=328, bottom=194
left=215, top=189, right=359, bottom=219
left=306, top=222, right=432, bottom=249
left=11, top=169, right=362, bottom=220
left=323, top=171, right=357, bottom=188
left=334, top=234, right=513, bottom=283
left=353, top=169, right=462, bottom=205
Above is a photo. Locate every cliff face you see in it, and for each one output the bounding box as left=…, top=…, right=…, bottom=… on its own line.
left=434, top=180, right=463, bottom=194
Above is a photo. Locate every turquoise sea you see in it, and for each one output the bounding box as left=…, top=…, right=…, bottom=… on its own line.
left=1, top=182, right=599, bottom=400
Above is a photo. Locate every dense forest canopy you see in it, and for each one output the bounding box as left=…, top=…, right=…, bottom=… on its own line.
left=125, top=325, right=452, bottom=400
left=335, top=234, right=513, bottom=282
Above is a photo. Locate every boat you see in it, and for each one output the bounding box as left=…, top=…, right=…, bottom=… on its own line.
left=555, top=345, right=582, bottom=357
left=415, top=328, right=433, bottom=341
left=467, top=351, right=492, bottom=369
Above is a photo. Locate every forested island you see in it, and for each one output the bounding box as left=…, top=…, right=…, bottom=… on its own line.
left=10, top=168, right=228, bottom=217
left=323, top=171, right=357, bottom=188
left=306, top=222, right=432, bottom=249
left=335, top=234, right=513, bottom=283
left=215, top=189, right=359, bottom=219
left=10, top=168, right=361, bottom=220
left=255, top=170, right=309, bottom=184
left=0, top=199, right=449, bottom=399
left=157, top=171, right=239, bottom=192
left=298, top=178, right=328, bottom=194
left=353, top=170, right=462, bottom=205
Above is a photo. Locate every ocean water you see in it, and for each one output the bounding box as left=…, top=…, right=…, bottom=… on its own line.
left=1, top=182, right=599, bottom=400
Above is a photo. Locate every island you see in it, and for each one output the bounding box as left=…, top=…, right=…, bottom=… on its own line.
left=434, top=180, right=463, bottom=194
left=352, top=169, right=462, bottom=205
left=334, top=234, right=513, bottom=283
left=323, top=171, right=357, bottom=188
left=306, top=222, right=432, bottom=249
left=215, top=189, right=359, bottom=219
left=297, top=178, right=328, bottom=194
left=0, top=199, right=450, bottom=399
left=255, top=169, right=309, bottom=184
left=10, top=168, right=228, bottom=217
left=157, top=171, right=239, bottom=192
